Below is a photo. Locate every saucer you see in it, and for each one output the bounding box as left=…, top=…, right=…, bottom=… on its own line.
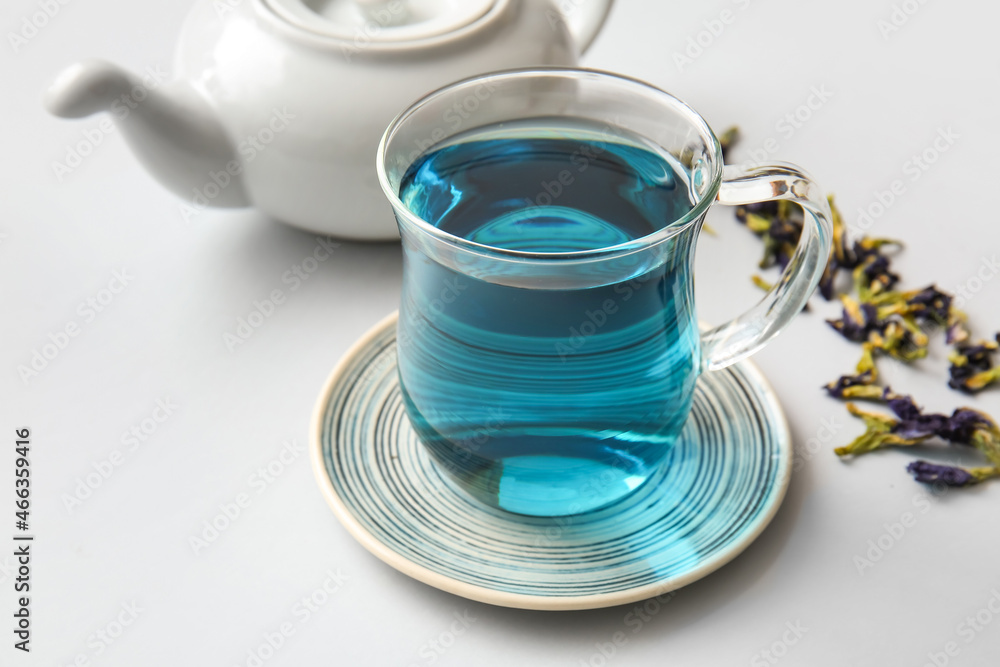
left=310, top=312, right=791, bottom=611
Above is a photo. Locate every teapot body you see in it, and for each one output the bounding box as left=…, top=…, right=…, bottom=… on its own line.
left=178, top=0, right=581, bottom=238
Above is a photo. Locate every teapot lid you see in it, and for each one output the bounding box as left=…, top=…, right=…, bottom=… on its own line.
left=263, top=0, right=498, bottom=43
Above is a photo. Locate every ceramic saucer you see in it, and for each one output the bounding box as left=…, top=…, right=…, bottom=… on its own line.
left=310, top=312, right=791, bottom=611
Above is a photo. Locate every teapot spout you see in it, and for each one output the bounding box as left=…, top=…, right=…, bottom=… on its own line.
left=45, top=60, right=249, bottom=208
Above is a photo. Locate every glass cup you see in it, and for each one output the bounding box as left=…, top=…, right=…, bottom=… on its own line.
left=377, top=68, right=831, bottom=517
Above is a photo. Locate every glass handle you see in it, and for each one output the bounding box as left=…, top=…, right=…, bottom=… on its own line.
left=700, top=162, right=832, bottom=371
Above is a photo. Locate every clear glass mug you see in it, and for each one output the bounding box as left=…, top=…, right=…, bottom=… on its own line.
left=377, top=69, right=831, bottom=517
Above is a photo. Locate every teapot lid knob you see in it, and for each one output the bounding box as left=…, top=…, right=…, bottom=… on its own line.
left=263, top=0, right=499, bottom=44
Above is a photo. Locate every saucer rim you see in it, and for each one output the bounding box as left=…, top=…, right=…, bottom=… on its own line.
left=310, top=310, right=792, bottom=611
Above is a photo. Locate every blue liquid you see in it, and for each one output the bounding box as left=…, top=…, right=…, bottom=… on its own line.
left=397, top=121, right=702, bottom=516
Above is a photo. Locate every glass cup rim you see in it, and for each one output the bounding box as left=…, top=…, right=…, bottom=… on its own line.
left=376, top=67, right=724, bottom=261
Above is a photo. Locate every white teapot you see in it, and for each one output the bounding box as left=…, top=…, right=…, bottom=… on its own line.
left=45, top=0, right=614, bottom=239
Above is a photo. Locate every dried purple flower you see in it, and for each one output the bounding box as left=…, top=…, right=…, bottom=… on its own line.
left=733, top=198, right=807, bottom=273
left=834, top=393, right=1000, bottom=470
left=861, top=254, right=900, bottom=293
left=884, top=393, right=995, bottom=444
left=886, top=395, right=952, bottom=440
left=943, top=409, right=997, bottom=443
left=818, top=196, right=855, bottom=301
left=718, top=126, right=740, bottom=161
left=827, top=297, right=879, bottom=342
left=946, top=316, right=971, bottom=345
left=818, top=267, right=839, bottom=301
left=751, top=275, right=774, bottom=292
left=734, top=201, right=779, bottom=222
left=724, top=137, right=1000, bottom=491
left=948, top=335, right=1000, bottom=394
left=868, top=320, right=928, bottom=362
left=905, top=285, right=953, bottom=324
left=834, top=402, right=925, bottom=457
left=906, top=461, right=977, bottom=486
left=824, top=344, right=881, bottom=399
left=825, top=371, right=877, bottom=399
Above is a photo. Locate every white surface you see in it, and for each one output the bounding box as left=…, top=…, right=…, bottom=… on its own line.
left=3, top=0, right=1000, bottom=665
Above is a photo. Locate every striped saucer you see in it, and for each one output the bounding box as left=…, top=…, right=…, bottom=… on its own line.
left=310, top=312, right=791, bottom=611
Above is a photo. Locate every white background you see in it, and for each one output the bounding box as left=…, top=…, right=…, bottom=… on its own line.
left=4, top=0, right=1000, bottom=665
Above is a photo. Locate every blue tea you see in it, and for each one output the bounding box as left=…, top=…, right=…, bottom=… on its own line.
left=396, top=119, right=702, bottom=516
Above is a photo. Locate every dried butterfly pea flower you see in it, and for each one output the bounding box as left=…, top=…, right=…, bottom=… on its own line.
left=855, top=254, right=900, bottom=299
left=734, top=201, right=780, bottom=221
left=725, top=133, right=999, bottom=489
left=824, top=344, right=882, bottom=400
left=948, top=334, right=1000, bottom=393
left=836, top=391, right=1000, bottom=488
left=742, top=212, right=772, bottom=235
left=718, top=126, right=740, bottom=161
left=817, top=201, right=904, bottom=305
left=971, top=425, right=1000, bottom=468
left=827, top=296, right=878, bottom=342
left=826, top=301, right=927, bottom=363
left=848, top=239, right=903, bottom=303
left=818, top=197, right=851, bottom=300
left=733, top=198, right=808, bottom=271
left=737, top=212, right=800, bottom=270
left=834, top=402, right=929, bottom=456
left=828, top=197, right=856, bottom=265
left=878, top=320, right=929, bottom=361
left=895, top=326, right=928, bottom=356
left=751, top=275, right=774, bottom=292
left=906, top=460, right=999, bottom=487
left=946, top=313, right=971, bottom=345
left=825, top=374, right=883, bottom=400
left=884, top=394, right=995, bottom=443
left=904, top=286, right=953, bottom=325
